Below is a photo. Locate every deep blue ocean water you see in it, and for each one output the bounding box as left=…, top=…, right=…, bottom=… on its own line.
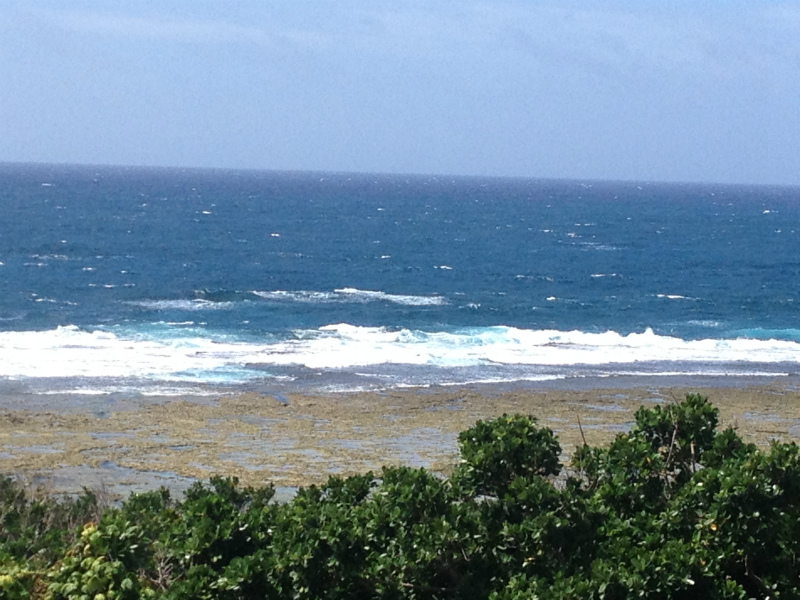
left=2, top=163, right=800, bottom=396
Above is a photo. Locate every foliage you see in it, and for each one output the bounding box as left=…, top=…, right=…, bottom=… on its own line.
left=0, top=478, right=104, bottom=566
left=455, top=413, right=561, bottom=496
left=3, top=395, right=800, bottom=598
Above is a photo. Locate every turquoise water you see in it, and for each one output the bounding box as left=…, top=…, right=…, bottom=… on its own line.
left=1, top=163, right=799, bottom=394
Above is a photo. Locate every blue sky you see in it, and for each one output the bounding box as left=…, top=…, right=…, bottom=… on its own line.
left=1, top=1, right=799, bottom=184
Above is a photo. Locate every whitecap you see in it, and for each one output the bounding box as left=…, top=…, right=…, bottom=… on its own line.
left=334, top=288, right=447, bottom=306
left=128, top=299, right=235, bottom=311
left=252, top=288, right=447, bottom=307
left=580, top=242, right=620, bottom=251
left=687, top=320, right=722, bottom=328
left=252, top=290, right=339, bottom=303
left=31, top=254, right=68, bottom=260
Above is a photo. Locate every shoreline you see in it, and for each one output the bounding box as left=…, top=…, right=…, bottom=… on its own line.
left=2, top=379, right=800, bottom=497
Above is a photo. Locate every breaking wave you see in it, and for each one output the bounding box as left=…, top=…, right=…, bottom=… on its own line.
left=1, top=324, right=798, bottom=389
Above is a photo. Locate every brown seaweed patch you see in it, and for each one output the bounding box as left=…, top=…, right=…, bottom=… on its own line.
left=2, top=385, right=800, bottom=494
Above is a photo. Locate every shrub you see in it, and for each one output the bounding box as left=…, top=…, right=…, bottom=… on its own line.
left=455, top=413, right=561, bottom=496
left=5, top=394, right=800, bottom=599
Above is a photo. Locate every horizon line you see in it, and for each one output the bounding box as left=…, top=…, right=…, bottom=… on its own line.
left=1, top=159, right=797, bottom=190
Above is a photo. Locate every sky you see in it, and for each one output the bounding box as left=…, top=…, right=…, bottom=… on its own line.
left=1, top=1, right=799, bottom=185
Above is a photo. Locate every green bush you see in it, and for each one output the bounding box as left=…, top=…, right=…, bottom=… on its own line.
left=455, top=413, right=561, bottom=496
left=0, top=478, right=103, bottom=567
left=3, top=394, right=800, bottom=598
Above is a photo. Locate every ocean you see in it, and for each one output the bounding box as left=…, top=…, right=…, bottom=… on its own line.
left=2, top=162, right=800, bottom=399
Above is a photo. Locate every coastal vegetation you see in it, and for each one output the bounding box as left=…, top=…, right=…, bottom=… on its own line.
left=2, top=394, right=800, bottom=599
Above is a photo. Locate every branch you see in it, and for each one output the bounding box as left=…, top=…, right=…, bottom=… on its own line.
left=577, top=415, right=588, bottom=447
left=663, top=421, right=680, bottom=487
left=744, top=554, right=769, bottom=594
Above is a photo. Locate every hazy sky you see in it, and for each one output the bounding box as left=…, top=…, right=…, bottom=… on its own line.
left=2, top=1, right=799, bottom=185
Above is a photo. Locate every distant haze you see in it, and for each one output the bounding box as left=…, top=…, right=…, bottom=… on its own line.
left=1, top=1, right=799, bottom=185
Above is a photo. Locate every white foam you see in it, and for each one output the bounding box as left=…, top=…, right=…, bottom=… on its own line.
left=129, top=299, right=235, bottom=311
left=437, top=375, right=566, bottom=386
left=252, top=288, right=447, bottom=307
left=607, top=370, right=789, bottom=378
left=0, top=325, right=264, bottom=380
left=687, top=320, right=722, bottom=328
left=2, top=324, right=798, bottom=384
left=252, top=290, right=340, bottom=303
left=253, top=325, right=800, bottom=370
left=335, top=288, right=447, bottom=306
